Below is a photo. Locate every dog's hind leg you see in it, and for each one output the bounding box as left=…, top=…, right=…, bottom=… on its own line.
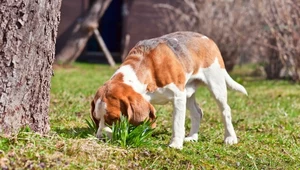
left=207, top=76, right=238, bottom=145
left=185, top=93, right=203, bottom=142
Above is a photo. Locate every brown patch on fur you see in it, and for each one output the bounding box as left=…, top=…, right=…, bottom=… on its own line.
left=121, top=55, right=141, bottom=70
left=124, top=43, right=187, bottom=91
left=175, top=34, right=225, bottom=75
left=91, top=79, right=156, bottom=127
left=121, top=32, right=226, bottom=92
left=128, top=45, right=145, bottom=56
left=146, top=83, right=157, bottom=93
left=110, top=72, right=124, bottom=81
left=186, top=36, right=225, bottom=70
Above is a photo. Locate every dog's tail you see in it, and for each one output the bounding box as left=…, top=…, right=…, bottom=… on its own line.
left=224, top=71, right=248, bottom=95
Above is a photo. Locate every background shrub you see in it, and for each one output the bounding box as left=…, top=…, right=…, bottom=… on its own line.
left=155, top=0, right=300, bottom=81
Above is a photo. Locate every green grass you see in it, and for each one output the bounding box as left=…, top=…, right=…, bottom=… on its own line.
left=109, top=115, right=155, bottom=148
left=1, top=63, right=300, bottom=169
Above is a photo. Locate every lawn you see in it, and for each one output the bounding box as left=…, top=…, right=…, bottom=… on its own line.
left=1, top=63, right=300, bottom=169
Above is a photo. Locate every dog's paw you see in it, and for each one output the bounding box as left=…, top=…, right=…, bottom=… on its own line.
left=224, top=136, right=238, bottom=145
left=169, top=138, right=183, bottom=150
left=169, top=143, right=183, bottom=150
left=184, top=134, right=198, bottom=142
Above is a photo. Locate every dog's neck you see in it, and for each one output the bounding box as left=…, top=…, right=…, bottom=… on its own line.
left=110, top=64, right=148, bottom=95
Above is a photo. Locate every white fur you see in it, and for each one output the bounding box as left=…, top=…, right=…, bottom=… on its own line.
left=224, top=71, right=248, bottom=95
left=169, top=84, right=187, bottom=149
left=94, top=99, right=106, bottom=120
left=112, top=65, right=147, bottom=93
left=144, top=83, right=178, bottom=105
left=95, top=99, right=112, bottom=139
left=187, top=58, right=241, bottom=144
left=185, top=93, right=203, bottom=142
left=201, top=35, right=209, bottom=39
left=146, top=83, right=187, bottom=149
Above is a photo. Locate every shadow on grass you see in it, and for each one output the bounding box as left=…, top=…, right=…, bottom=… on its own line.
left=52, top=127, right=95, bottom=139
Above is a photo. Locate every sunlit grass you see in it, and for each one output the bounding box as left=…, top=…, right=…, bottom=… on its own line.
left=96, top=115, right=154, bottom=148
left=1, top=62, right=300, bottom=169
left=85, top=114, right=155, bottom=148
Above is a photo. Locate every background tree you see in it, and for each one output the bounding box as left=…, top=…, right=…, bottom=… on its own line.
left=0, top=0, right=62, bottom=134
left=155, top=0, right=256, bottom=71
left=256, top=0, right=300, bottom=81
left=155, top=0, right=300, bottom=81
left=55, top=0, right=112, bottom=65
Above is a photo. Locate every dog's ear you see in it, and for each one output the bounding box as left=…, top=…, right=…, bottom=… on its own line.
left=90, top=100, right=99, bottom=129
left=119, top=97, right=133, bottom=122
left=121, top=93, right=156, bottom=126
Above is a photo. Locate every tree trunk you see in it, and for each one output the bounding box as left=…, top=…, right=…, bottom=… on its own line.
left=55, top=0, right=112, bottom=65
left=0, top=0, right=62, bottom=134
left=264, top=39, right=284, bottom=79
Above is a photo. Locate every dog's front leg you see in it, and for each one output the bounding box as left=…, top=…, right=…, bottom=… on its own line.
left=169, top=89, right=186, bottom=149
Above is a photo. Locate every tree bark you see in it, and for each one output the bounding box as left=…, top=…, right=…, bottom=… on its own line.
left=0, top=0, right=62, bottom=134
left=264, top=38, right=284, bottom=79
left=55, top=0, right=112, bottom=65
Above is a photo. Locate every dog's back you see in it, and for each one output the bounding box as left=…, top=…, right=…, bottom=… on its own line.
left=129, top=31, right=225, bottom=72
left=122, top=31, right=229, bottom=91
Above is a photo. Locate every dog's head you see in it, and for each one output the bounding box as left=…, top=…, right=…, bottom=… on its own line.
left=91, top=81, right=156, bottom=138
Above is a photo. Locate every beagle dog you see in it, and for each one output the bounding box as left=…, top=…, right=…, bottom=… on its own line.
left=91, top=31, right=247, bottom=149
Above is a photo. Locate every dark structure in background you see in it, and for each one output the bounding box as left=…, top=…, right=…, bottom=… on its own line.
left=56, top=0, right=88, bottom=56
left=56, top=0, right=170, bottom=63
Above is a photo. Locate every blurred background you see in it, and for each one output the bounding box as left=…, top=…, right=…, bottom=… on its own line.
left=55, top=0, right=300, bottom=82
